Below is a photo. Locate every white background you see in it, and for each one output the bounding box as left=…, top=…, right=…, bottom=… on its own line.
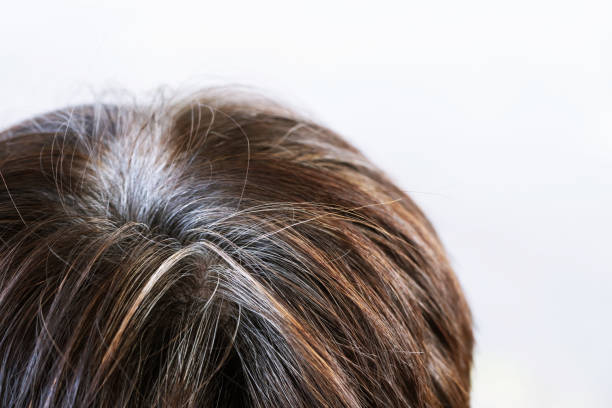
left=1, top=1, right=611, bottom=406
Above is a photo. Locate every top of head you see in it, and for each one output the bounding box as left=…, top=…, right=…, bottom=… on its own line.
left=0, top=88, right=473, bottom=408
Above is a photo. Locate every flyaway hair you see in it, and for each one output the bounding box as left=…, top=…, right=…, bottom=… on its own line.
left=0, top=90, right=473, bottom=407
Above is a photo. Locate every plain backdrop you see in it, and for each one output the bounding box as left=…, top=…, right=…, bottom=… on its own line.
left=1, top=1, right=611, bottom=406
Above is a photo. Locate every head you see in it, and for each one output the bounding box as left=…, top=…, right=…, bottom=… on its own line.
left=0, top=89, right=473, bottom=407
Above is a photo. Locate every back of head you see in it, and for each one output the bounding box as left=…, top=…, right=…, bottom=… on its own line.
left=0, top=90, right=473, bottom=407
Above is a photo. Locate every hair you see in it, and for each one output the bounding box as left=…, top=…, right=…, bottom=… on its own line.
left=0, top=89, right=473, bottom=408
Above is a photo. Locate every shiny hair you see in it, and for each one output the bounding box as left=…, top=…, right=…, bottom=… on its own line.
left=0, top=89, right=473, bottom=407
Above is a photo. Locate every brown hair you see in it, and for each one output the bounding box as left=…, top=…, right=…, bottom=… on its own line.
left=0, top=89, right=473, bottom=407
